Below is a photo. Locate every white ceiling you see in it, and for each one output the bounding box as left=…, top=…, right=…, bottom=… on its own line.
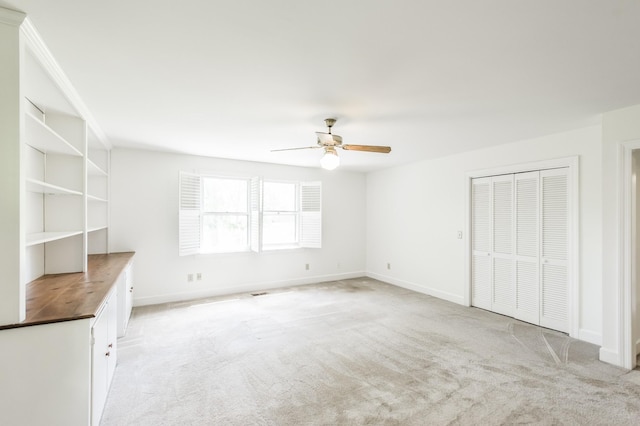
left=4, top=1, right=640, bottom=172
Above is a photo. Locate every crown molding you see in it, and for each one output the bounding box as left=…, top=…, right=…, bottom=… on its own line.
left=0, top=7, right=26, bottom=26
left=20, top=17, right=112, bottom=149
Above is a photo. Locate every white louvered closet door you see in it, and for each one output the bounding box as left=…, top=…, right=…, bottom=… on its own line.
left=514, top=171, right=540, bottom=325
left=491, top=175, right=515, bottom=317
left=539, top=168, right=569, bottom=333
left=471, top=177, right=492, bottom=311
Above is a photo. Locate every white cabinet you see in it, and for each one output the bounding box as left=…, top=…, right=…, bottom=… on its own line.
left=91, top=290, right=118, bottom=426
left=117, top=262, right=134, bottom=337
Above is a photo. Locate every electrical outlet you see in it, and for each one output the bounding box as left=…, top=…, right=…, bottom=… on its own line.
left=196, top=273, right=202, bottom=280
left=305, top=263, right=310, bottom=270
left=387, top=263, right=391, bottom=270
left=187, top=273, right=194, bottom=282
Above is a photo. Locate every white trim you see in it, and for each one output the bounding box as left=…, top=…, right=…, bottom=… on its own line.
left=578, top=328, right=602, bottom=346
left=133, top=271, right=365, bottom=307
left=616, top=140, right=640, bottom=369
left=599, top=347, right=621, bottom=366
left=464, top=156, right=580, bottom=338
left=0, top=7, right=25, bottom=26
left=466, top=156, right=577, bottom=179
left=366, top=272, right=465, bottom=305
left=19, top=18, right=111, bottom=149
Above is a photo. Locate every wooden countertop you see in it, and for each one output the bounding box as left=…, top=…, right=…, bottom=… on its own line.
left=0, top=252, right=135, bottom=330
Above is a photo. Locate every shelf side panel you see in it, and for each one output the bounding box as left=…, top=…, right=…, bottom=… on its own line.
left=25, top=244, right=44, bottom=282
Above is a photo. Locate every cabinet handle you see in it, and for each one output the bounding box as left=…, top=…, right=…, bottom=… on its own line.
left=108, top=343, right=113, bottom=348
left=105, top=351, right=110, bottom=357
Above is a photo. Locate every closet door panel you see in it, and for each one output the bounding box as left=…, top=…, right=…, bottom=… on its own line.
left=491, top=175, right=514, bottom=316
left=514, top=172, right=540, bottom=324
left=471, top=177, right=492, bottom=310
left=540, top=168, right=569, bottom=332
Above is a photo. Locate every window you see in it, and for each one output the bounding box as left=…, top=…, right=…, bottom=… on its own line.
left=201, top=177, right=249, bottom=253
left=179, top=172, right=321, bottom=255
left=262, top=181, right=298, bottom=248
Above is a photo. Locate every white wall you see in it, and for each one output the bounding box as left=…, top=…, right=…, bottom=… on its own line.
left=633, top=150, right=640, bottom=357
left=601, top=104, right=640, bottom=366
left=366, top=125, right=603, bottom=344
left=110, top=148, right=366, bottom=306
left=0, top=14, right=25, bottom=325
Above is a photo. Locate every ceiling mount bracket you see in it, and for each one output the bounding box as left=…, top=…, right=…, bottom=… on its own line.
left=324, top=118, right=337, bottom=133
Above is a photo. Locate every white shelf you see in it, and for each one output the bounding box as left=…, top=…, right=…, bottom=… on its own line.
left=88, top=159, right=108, bottom=176
left=88, top=226, right=108, bottom=233
left=26, top=178, right=82, bottom=195
left=24, top=112, right=82, bottom=157
left=26, top=230, right=83, bottom=246
left=88, top=194, right=108, bottom=203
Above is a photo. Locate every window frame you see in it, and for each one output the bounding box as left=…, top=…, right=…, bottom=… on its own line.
left=179, top=172, right=321, bottom=256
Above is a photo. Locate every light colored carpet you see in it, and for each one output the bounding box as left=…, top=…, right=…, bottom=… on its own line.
left=101, top=278, right=640, bottom=425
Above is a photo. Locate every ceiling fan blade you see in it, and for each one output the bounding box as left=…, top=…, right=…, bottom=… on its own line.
left=271, top=146, right=321, bottom=152
left=341, top=144, right=391, bottom=153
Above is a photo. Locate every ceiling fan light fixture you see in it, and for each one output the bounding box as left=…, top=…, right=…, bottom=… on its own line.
left=320, top=147, right=340, bottom=170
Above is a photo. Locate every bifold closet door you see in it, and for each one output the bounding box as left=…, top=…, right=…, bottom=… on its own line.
left=514, top=171, right=540, bottom=325
left=471, top=168, right=569, bottom=334
left=471, top=174, right=514, bottom=316
left=539, top=168, right=569, bottom=333
left=471, top=177, right=492, bottom=311
left=491, top=174, right=515, bottom=317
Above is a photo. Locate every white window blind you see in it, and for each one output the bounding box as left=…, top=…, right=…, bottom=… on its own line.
left=179, top=172, right=201, bottom=256
left=300, top=181, right=322, bottom=248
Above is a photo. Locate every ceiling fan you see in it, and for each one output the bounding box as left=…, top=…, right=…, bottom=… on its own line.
left=271, top=118, right=392, bottom=170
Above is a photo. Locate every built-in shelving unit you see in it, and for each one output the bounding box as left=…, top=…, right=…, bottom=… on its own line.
left=20, top=20, right=112, bottom=280
left=0, top=9, right=121, bottom=425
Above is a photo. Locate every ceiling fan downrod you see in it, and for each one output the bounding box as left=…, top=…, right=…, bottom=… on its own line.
left=325, top=118, right=336, bottom=134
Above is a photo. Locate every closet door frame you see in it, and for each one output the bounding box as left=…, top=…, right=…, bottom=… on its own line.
left=464, top=156, right=579, bottom=338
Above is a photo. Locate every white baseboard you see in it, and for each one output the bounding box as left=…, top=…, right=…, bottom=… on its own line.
left=366, top=272, right=465, bottom=305
left=599, top=347, right=620, bottom=366
left=133, top=271, right=366, bottom=307
left=578, top=328, right=602, bottom=346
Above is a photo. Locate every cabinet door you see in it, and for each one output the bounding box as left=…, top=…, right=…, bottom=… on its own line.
left=91, top=304, right=109, bottom=426
left=106, top=290, right=118, bottom=384
left=92, top=290, right=118, bottom=426
left=117, top=264, right=134, bottom=337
